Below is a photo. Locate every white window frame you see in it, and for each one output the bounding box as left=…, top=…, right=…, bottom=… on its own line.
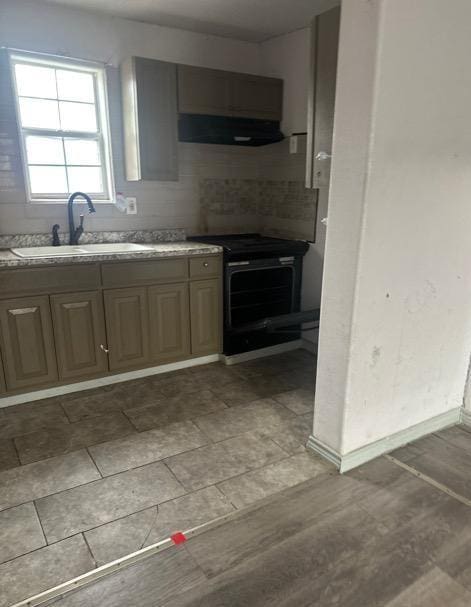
left=9, top=50, right=115, bottom=204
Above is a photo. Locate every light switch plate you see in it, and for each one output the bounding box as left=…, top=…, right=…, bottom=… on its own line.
left=126, top=197, right=137, bottom=214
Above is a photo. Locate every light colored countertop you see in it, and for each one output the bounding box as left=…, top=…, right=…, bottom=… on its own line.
left=0, top=242, right=223, bottom=269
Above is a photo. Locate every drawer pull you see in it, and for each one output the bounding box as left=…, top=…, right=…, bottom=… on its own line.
left=203, top=262, right=209, bottom=267
left=100, top=344, right=110, bottom=354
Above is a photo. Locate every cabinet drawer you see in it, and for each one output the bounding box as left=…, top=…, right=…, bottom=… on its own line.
left=101, top=258, right=188, bottom=288
left=189, top=256, right=221, bottom=279
left=0, top=265, right=100, bottom=298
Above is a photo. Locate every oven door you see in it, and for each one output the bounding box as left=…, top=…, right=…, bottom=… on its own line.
left=225, top=257, right=300, bottom=333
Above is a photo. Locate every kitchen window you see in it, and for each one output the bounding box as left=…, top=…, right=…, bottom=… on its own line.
left=9, top=52, right=114, bottom=202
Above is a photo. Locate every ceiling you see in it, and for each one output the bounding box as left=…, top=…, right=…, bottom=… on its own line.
left=41, top=0, right=340, bottom=42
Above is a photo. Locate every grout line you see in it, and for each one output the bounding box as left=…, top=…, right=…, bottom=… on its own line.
left=81, top=532, right=98, bottom=569
left=58, top=401, right=73, bottom=424
left=385, top=454, right=471, bottom=508
left=32, top=500, right=48, bottom=547
left=11, top=436, right=22, bottom=468
left=85, top=447, right=104, bottom=479
left=138, top=505, right=159, bottom=551
left=161, top=459, right=189, bottom=492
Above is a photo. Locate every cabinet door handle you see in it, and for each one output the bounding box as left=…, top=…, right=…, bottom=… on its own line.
left=100, top=344, right=110, bottom=354
left=203, top=262, right=209, bottom=267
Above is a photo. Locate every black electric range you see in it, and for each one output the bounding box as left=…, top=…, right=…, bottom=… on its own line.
left=188, top=234, right=317, bottom=356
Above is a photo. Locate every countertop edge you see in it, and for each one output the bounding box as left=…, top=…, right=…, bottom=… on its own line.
left=0, top=243, right=223, bottom=269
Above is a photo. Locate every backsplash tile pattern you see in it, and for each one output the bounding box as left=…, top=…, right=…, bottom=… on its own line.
left=258, top=181, right=318, bottom=221
left=199, top=179, right=258, bottom=216
left=200, top=178, right=317, bottom=221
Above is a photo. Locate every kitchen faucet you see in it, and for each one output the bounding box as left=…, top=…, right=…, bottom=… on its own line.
left=68, top=192, right=96, bottom=245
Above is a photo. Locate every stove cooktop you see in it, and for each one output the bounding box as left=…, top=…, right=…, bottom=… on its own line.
left=188, top=233, right=309, bottom=260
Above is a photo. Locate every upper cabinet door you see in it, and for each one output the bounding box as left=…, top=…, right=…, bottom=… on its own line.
left=178, top=65, right=232, bottom=116
left=104, top=287, right=150, bottom=372
left=51, top=291, right=108, bottom=381
left=230, top=74, right=283, bottom=121
left=178, top=64, right=283, bottom=121
left=0, top=296, right=58, bottom=392
left=306, top=6, right=340, bottom=189
left=121, top=57, right=178, bottom=181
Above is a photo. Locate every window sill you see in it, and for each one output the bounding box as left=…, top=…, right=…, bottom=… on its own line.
left=29, top=199, right=115, bottom=205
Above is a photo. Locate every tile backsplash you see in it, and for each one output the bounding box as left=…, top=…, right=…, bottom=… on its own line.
left=200, top=177, right=317, bottom=239
left=0, top=55, right=317, bottom=242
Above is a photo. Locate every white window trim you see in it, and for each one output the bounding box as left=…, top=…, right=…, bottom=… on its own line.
left=9, top=50, right=115, bottom=204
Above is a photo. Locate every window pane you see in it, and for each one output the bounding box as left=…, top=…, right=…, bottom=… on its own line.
left=59, top=101, right=97, bottom=132
left=67, top=166, right=103, bottom=193
left=56, top=69, right=95, bottom=103
left=64, top=139, right=100, bottom=165
left=29, top=166, right=67, bottom=194
left=25, top=136, right=64, bottom=165
left=19, top=98, right=60, bottom=130
left=15, top=64, right=57, bottom=99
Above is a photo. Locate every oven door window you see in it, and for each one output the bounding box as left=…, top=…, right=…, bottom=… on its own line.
left=228, top=266, right=294, bottom=329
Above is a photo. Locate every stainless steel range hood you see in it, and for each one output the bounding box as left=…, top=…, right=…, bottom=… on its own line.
left=178, top=114, right=284, bottom=146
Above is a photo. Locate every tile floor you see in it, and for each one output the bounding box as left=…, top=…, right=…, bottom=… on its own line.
left=0, top=348, right=325, bottom=607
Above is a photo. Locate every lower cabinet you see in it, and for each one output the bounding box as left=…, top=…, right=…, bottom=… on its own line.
left=149, top=283, right=190, bottom=364
left=104, top=287, right=150, bottom=371
left=0, top=256, right=223, bottom=395
left=190, top=279, right=221, bottom=355
left=51, top=291, right=108, bottom=381
left=0, top=295, right=58, bottom=391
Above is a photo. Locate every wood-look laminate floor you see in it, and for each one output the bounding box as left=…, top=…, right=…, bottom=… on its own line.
left=48, top=424, right=471, bottom=607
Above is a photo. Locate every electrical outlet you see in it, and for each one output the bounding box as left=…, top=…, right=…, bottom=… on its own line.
left=126, top=197, right=137, bottom=214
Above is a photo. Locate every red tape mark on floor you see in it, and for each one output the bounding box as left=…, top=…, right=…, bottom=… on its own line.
left=170, top=532, right=187, bottom=545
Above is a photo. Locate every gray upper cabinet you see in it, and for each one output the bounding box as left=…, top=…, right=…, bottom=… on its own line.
left=230, top=74, right=283, bottom=121
left=121, top=57, right=178, bottom=181
left=178, top=65, right=283, bottom=121
left=178, top=65, right=232, bottom=116
left=306, top=6, right=340, bottom=189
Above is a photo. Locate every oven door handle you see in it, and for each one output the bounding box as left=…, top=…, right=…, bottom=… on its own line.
left=228, top=309, right=320, bottom=335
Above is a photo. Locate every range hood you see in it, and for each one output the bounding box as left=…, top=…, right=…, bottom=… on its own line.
left=178, top=114, right=284, bottom=147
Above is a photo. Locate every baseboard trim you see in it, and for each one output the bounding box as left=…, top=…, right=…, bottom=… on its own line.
left=301, top=338, right=317, bottom=355
left=460, top=406, right=471, bottom=427
left=306, top=435, right=341, bottom=468
left=308, top=406, right=462, bottom=473
left=0, top=354, right=220, bottom=409
left=222, top=340, right=302, bottom=365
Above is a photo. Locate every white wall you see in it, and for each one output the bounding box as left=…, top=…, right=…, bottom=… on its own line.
left=314, top=0, right=471, bottom=456
left=0, top=0, right=263, bottom=235
left=0, top=0, right=260, bottom=71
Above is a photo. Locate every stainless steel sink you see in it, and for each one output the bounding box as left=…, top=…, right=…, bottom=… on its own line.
left=11, top=243, right=155, bottom=258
